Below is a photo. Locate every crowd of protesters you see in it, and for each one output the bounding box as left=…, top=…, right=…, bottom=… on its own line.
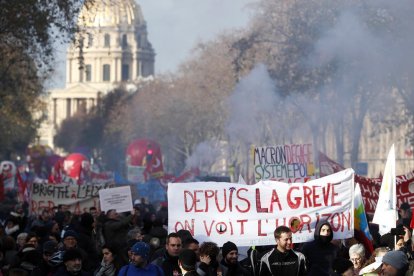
left=0, top=196, right=414, bottom=276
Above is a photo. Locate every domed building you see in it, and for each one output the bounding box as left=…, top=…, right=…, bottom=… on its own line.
left=38, top=0, right=155, bottom=148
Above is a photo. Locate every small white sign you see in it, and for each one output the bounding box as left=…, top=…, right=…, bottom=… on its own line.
left=99, top=186, right=133, bottom=213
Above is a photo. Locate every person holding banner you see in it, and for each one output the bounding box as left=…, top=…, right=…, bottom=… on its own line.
left=103, top=209, right=135, bottom=261
left=300, top=220, right=339, bottom=276
left=259, top=226, right=306, bottom=276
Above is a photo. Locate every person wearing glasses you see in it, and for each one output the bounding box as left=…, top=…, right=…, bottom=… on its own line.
left=348, top=244, right=365, bottom=275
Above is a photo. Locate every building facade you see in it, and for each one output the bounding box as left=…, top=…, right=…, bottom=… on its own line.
left=38, top=0, right=155, bottom=148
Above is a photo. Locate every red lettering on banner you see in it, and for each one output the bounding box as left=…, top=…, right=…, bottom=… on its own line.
left=215, top=190, right=226, bottom=212
left=236, top=188, right=250, bottom=213
left=269, top=190, right=282, bottom=212
left=184, top=191, right=194, bottom=212
left=204, top=220, right=215, bottom=236
left=258, top=219, right=268, bottom=236
left=330, top=183, right=341, bottom=206
left=256, top=188, right=268, bottom=213
left=300, top=214, right=312, bottom=233
left=303, top=186, right=312, bottom=207
left=229, top=188, right=234, bottom=212
left=74, top=202, right=82, bottom=215
left=237, top=219, right=247, bottom=234
left=276, top=217, right=287, bottom=228
left=174, top=220, right=195, bottom=236
left=204, top=190, right=214, bottom=212
left=341, top=211, right=351, bottom=231
left=287, top=187, right=300, bottom=209
left=330, top=213, right=341, bottom=231
left=322, top=184, right=330, bottom=205
left=312, top=186, right=321, bottom=207
left=287, top=184, right=341, bottom=209
left=194, top=190, right=203, bottom=212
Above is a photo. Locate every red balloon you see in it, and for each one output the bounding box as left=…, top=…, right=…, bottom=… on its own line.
left=63, top=153, right=90, bottom=180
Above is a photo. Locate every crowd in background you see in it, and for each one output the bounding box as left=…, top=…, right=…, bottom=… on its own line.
left=0, top=196, right=413, bottom=276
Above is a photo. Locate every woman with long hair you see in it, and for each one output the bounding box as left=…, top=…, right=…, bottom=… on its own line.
left=94, top=244, right=124, bottom=276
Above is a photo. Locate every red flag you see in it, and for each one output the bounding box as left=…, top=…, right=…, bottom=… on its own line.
left=16, top=170, right=27, bottom=203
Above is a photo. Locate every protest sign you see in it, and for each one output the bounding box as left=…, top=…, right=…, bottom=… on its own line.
left=319, top=151, right=414, bottom=216
left=99, top=186, right=133, bottom=213
left=253, top=144, right=315, bottom=183
left=30, top=181, right=113, bottom=215
left=168, top=169, right=354, bottom=246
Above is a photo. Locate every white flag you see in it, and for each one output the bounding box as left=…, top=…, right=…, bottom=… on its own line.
left=372, top=144, right=397, bottom=235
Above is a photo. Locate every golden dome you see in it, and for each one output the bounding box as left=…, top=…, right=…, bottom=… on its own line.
left=78, top=0, right=145, bottom=28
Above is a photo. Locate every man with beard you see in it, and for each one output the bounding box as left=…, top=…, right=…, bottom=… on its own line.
left=53, top=248, right=90, bottom=276
left=118, top=241, right=165, bottom=276
left=220, top=241, right=250, bottom=276
left=380, top=250, right=409, bottom=276
left=301, top=220, right=339, bottom=276
left=259, top=226, right=306, bottom=276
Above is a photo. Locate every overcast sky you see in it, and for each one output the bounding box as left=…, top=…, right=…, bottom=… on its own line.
left=48, top=0, right=256, bottom=88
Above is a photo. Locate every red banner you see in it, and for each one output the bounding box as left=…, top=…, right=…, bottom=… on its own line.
left=319, top=152, right=414, bottom=216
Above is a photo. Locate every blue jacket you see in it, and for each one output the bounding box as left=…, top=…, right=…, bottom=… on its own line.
left=118, top=263, right=165, bottom=276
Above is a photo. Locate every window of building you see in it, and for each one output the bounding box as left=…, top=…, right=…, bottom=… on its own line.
left=77, top=99, right=87, bottom=115
left=79, top=68, right=84, bottom=83
left=104, top=34, right=110, bottom=47
left=66, top=99, right=71, bottom=118
left=103, top=64, right=110, bottom=81
left=87, top=33, right=93, bottom=47
left=122, top=34, right=128, bottom=49
left=122, top=64, right=129, bottom=81
left=85, top=64, right=92, bottom=82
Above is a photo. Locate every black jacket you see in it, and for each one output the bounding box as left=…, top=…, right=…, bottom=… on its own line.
left=152, top=251, right=182, bottom=276
left=300, top=220, right=339, bottom=276
left=259, top=248, right=306, bottom=276
left=221, top=259, right=251, bottom=276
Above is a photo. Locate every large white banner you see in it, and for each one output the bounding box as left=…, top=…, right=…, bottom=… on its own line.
left=168, top=169, right=354, bottom=246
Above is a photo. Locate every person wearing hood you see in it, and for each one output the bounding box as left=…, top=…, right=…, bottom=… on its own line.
left=301, top=220, right=339, bottom=275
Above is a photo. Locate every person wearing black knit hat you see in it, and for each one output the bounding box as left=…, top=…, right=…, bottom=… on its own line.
left=63, top=230, right=79, bottom=249
left=220, top=241, right=250, bottom=276
left=380, top=250, right=409, bottom=276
